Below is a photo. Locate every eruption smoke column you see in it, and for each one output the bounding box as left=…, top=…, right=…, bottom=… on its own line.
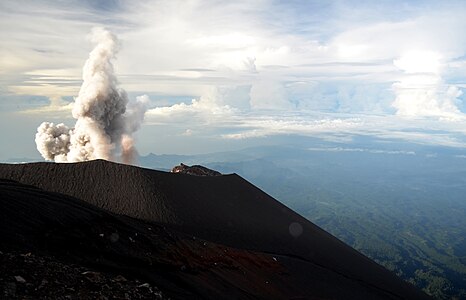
left=35, top=28, right=147, bottom=163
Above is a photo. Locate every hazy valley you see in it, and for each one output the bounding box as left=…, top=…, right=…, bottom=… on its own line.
left=139, top=139, right=466, bottom=299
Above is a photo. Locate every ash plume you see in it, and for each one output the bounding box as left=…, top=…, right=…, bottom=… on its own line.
left=35, top=28, right=147, bottom=164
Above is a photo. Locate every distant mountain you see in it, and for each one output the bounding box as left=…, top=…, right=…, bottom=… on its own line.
left=0, top=160, right=429, bottom=299
left=138, top=150, right=257, bottom=171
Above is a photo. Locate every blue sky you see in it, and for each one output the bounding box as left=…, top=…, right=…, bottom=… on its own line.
left=1, top=0, right=466, bottom=160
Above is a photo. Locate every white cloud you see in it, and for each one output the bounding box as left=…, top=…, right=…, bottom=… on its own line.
left=2, top=0, right=466, bottom=158
left=182, top=129, right=193, bottom=136
left=4, top=0, right=465, bottom=115
left=250, top=79, right=291, bottom=110
left=221, top=114, right=364, bottom=139
left=330, top=12, right=466, bottom=61
left=145, top=86, right=237, bottom=123
left=307, top=147, right=416, bottom=155
left=392, top=51, right=464, bottom=119
left=393, top=51, right=442, bottom=74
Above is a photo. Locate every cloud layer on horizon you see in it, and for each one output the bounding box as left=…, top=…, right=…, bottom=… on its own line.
left=1, top=0, right=466, bottom=158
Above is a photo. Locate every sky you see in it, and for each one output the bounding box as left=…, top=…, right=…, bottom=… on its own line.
left=1, top=0, right=466, bottom=161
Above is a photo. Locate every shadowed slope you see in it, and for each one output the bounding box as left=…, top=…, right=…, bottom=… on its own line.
left=0, top=179, right=315, bottom=299
left=0, top=160, right=430, bottom=299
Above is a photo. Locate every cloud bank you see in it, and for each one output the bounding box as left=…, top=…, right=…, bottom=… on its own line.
left=1, top=1, right=466, bottom=159
left=392, top=51, right=463, bottom=120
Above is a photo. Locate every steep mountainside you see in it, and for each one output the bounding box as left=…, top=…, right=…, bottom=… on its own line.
left=0, top=160, right=430, bottom=299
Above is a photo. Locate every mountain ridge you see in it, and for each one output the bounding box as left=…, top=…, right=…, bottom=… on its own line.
left=0, top=160, right=430, bottom=299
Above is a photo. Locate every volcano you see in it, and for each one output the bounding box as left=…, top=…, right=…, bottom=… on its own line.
left=0, top=160, right=429, bottom=299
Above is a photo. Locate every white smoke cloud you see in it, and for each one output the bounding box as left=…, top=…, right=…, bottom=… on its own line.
left=35, top=28, right=147, bottom=164
left=35, top=122, right=71, bottom=162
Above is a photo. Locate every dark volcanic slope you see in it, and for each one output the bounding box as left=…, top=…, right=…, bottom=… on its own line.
left=0, top=179, right=309, bottom=299
left=0, top=160, right=430, bottom=299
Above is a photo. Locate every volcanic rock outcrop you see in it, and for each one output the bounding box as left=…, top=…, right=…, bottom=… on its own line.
left=171, top=163, right=222, bottom=176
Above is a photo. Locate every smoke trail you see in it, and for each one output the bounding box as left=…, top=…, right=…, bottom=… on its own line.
left=35, top=28, right=147, bottom=164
